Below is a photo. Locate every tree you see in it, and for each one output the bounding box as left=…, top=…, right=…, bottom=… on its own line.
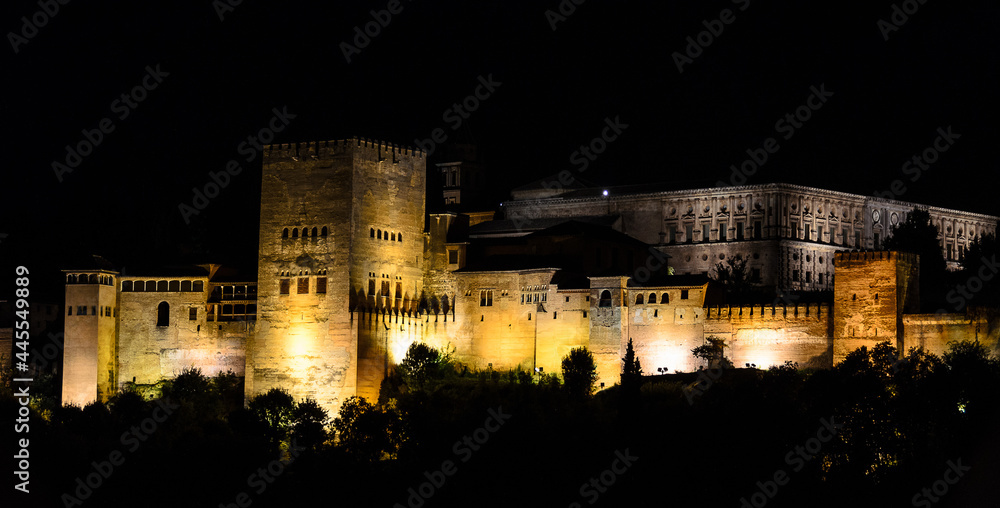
left=291, top=398, right=330, bottom=452
left=332, top=396, right=407, bottom=462
left=248, top=388, right=295, bottom=452
left=710, top=254, right=756, bottom=302
left=621, top=338, right=643, bottom=390
left=562, top=347, right=598, bottom=397
left=691, top=336, right=733, bottom=369
left=884, top=207, right=947, bottom=310
left=960, top=233, right=1000, bottom=308
left=397, top=342, right=453, bottom=390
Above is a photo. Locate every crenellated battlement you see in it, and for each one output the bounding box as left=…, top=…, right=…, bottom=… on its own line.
left=834, top=250, right=917, bottom=266
left=264, top=137, right=425, bottom=162
left=706, top=302, right=830, bottom=321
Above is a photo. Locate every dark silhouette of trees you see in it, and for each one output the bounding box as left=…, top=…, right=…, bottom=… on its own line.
left=332, top=396, right=406, bottom=463
left=621, top=338, right=643, bottom=391
left=691, top=336, right=733, bottom=369
left=562, top=347, right=598, bottom=397
left=884, top=207, right=947, bottom=310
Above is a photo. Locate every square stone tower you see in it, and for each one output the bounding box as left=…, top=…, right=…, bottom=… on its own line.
left=61, top=269, right=119, bottom=406
left=833, top=251, right=919, bottom=362
left=248, top=138, right=426, bottom=415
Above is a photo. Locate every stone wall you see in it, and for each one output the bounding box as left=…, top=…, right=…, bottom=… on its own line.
left=706, top=303, right=831, bottom=369
left=117, top=279, right=247, bottom=389
left=833, top=251, right=919, bottom=362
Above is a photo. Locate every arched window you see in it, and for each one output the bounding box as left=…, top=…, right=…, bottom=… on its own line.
left=157, top=280, right=168, bottom=291
left=648, top=293, right=657, bottom=304
left=599, top=290, right=612, bottom=307
left=89, top=274, right=98, bottom=284
left=391, top=232, right=396, bottom=241
left=193, top=281, right=204, bottom=292
left=321, top=227, right=328, bottom=236
left=292, top=228, right=298, bottom=238
left=181, top=280, right=192, bottom=292
left=168, top=280, right=180, bottom=292
left=156, top=302, right=169, bottom=327
left=377, top=229, right=382, bottom=239
left=312, top=227, right=318, bottom=237
left=302, top=228, right=308, bottom=237
left=661, top=293, right=669, bottom=304
left=282, top=228, right=289, bottom=238
left=371, top=228, right=375, bottom=238
left=122, top=280, right=133, bottom=292
left=397, top=233, right=402, bottom=242
left=67, top=274, right=76, bottom=284
left=635, top=294, right=644, bottom=305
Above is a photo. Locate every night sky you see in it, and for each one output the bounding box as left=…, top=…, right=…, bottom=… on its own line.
left=2, top=0, right=997, bottom=300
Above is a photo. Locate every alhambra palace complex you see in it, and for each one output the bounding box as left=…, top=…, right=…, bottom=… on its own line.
left=59, top=138, right=1000, bottom=416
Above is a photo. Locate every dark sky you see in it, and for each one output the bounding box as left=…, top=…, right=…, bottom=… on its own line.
left=2, top=0, right=997, bottom=299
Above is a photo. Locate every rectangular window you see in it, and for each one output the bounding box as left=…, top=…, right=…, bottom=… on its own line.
left=297, top=278, right=309, bottom=294
left=753, top=221, right=762, bottom=239
left=480, top=289, right=493, bottom=306
left=78, top=305, right=87, bottom=316
left=381, top=280, right=390, bottom=296
left=842, top=227, right=849, bottom=246
left=874, top=233, right=880, bottom=249
left=855, top=230, right=861, bottom=248
left=751, top=268, right=761, bottom=283
left=790, top=221, right=798, bottom=239
left=316, top=277, right=327, bottom=294
left=189, top=307, right=197, bottom=320
left=100, top=306, right=104, bottom=317
left=718, top=226, right=726, bottom=242
left=947, top=244, right=953, bottom=260
left=818, top=273, right=824, bottom=284
left=68, top=306, right=72, bottom=316
left=448, top=250, right=458, bottom=264
left=91, top=306, right=96, bottom=316
left=667, top=226, right=676, bottom=244
left=817, top=226, right=824, bottom=243
left=280, top=279, right=290, bottom=295
left=806, top=272, right=812, bottom=283
left=792, top=270, right=800, bottom=282
left=805, top=227, right=811, bottom=241
left=685, top=224, right=693, bottom=243
left=736, top=222, right=744, bottom=240
left=680, top=289, right=689, bottom=300
left=106, top=306, right=111, bottom=317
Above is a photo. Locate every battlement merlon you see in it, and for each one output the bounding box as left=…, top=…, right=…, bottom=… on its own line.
left=263, top=138, right=426, bottom=162
left=833, top=250, right=919, bottom=266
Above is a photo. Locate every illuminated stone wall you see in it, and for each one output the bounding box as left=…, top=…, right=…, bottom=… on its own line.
left=833, top=251, right=919, bottom=362
left=251, top=139, right=426, bottom=416
left=61, top=272, right=118, bottom=406
left=901, top=313, right=996, bottom=358
left=117, top=277, right=247, bottom=388
left=706, top=303, right=832, bottom=369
